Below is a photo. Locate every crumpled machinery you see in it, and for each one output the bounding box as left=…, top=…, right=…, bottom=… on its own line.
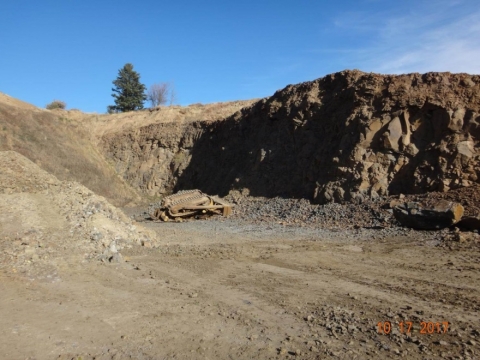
left=151, top=190, right=233, bottom=221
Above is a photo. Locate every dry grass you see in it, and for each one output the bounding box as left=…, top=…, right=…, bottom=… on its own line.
left=81, top=99, right=259, bottom=141
left=0, top=93, right=141, bottom=206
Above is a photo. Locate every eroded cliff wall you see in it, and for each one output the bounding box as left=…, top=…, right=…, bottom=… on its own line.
left=101, top=70, right=480, bottom=203
left=101, top=121, right=208, bottom=197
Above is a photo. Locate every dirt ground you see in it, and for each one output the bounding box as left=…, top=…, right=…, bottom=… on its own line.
left=1, top=216, right=478, bottom=360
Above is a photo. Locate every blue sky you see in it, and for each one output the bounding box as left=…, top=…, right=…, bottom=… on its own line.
left=1, top=0, right=479, bottom=113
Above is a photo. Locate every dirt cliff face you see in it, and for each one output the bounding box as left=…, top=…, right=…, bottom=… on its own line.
left=101, top=70, right=480, bottom=203
left=101, top=121, right=208, bottom=197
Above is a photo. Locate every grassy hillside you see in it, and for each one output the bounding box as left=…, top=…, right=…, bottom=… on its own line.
left=0, top=93, right=141, bottom=206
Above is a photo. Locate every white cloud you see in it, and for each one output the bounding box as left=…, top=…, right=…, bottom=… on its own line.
left=332, top=1, right=480, bottom=74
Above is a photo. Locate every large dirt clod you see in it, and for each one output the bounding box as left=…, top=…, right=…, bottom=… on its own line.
left=393, top=200, right=464, bottom=230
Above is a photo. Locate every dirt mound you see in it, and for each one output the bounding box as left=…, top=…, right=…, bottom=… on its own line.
left=0, top=151, right=156, bottom=279
left=177, top=70, right=480, bottom=202
left=101, top=70, right=480, bottom=204
left=398, top=184, right=480, bottom=217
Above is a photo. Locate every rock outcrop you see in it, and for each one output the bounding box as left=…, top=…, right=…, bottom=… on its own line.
left=393, top=200, right=464, bottom=230
left=101, top=70, right=480, bottom=204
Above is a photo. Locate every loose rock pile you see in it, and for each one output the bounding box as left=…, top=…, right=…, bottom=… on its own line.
left=403, top=184, right=480, bottom=217
left=144, top=186, right=480, bottom=239
left=224, top=190, right=394, bottom=229
left=0, top=151, right=156, bottom=277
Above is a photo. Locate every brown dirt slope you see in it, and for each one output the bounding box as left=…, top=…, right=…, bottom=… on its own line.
left=0, top=93, right=141, bottom=206
left=177, top=70, right=480, bottom=202
left=100, top=70, right=480, bottom=203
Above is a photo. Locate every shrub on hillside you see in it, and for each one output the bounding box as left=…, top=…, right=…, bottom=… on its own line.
left=46, top=100, right=66, bottom=110
left=147, top=82, right=176, bottom=107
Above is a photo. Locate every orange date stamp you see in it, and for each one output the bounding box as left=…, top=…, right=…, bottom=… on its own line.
left=377, top=321, right=449, bottom=335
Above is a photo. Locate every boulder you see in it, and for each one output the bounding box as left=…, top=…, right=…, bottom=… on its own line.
left=457, top=140, right=475, bottom=158
left=393, top=200, right=464, bottom=230
left=456, top=215, right=480, bottom=231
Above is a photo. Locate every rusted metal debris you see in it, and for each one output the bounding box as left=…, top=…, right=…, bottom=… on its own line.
left=151, top=189, right=233, bottom=222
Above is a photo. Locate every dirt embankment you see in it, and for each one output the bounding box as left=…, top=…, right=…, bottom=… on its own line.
left=101, top=70, right=480, bottom=203
left=0, top=93, right=141, bottom=206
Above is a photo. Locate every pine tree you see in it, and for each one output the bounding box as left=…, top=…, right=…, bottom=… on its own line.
left=109, top=63, right=147, bottom=112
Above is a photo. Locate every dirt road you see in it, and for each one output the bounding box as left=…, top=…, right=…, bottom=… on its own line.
left=1, top=218, right=478, bottom=359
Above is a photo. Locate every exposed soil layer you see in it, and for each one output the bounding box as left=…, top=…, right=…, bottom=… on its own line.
left=0, top=92, right=254, bottom=206
left=101, top=70, right=480, bottom=204
left=95, top=100, right=257, bottom=198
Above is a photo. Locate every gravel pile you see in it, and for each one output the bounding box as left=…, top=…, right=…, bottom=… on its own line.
left=143, top=189, right=396, bottom=229
left=144, top=186, right=480, bottom=231
left=0, top=151, right=157, bottom=277
left=52, top=182, right=156, bottom=262
left=223, top=193, right=395, bottom=229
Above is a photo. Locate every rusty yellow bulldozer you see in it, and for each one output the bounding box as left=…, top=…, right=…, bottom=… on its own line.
left=151, top=190, right=233, bottom=222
